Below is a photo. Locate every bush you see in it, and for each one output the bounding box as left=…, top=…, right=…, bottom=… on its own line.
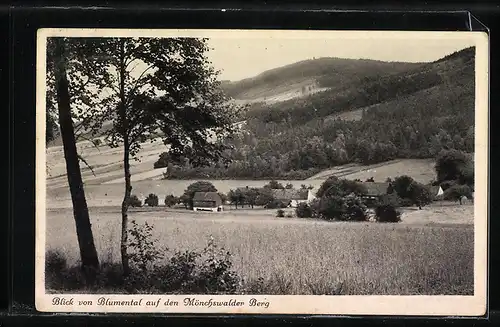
left=276, top=209, right=285, bottom=217
left=443, top=184, right=472, bottom=201
left=265, top=199, right=288, bottom=209
left=128, top=220, right=164, bottom=273
left=375, top=204, right=401, bottom=223
left=129, top=195, right=142, bottom=207
left=342, top=194, right=368, bottom=222
left=295, top=203, right=313, bottom=218
left=164, top=194, right=178, bottom=207
left=144, top=193, right=159, bottom=207
left=376, top=193, right=402, bottom=207
left=399, top=198, right=414, bottom=207
left=316, top=196, right=346, bottom=221
left=45, top=237, right=241, bottom=295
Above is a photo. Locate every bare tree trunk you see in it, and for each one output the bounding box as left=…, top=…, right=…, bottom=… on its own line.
left=118, top=39, right=131, bottom=277
left=54, top=38, right=100, bottom=281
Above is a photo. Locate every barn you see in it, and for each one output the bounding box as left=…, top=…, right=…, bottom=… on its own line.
left=192, top=192, right=223, bottom=212
left=361, top=182, right=391, bottom=207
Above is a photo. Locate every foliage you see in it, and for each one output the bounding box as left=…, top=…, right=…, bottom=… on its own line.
left=435, top=149, right=473, bottom=185
left=408, top=182, right=433, bottom=208
left=375, top=204, right=402, bottom=223
left=144, top=193, right=159, bottom=207
left=46, top=237, right=241, bottom=294
left=128, top=220, right=163, bottom=273
left=128, top=195, right=142, bottom=207
left=138, top=47, right=476, bottom=180
left=164, top=194, right=178, bottom=207
left=54, top=37, right=242, bottom=275
left=392, top=175, right=415, bottom=199
left=443, top=184, right=473, bottom=201
left=342, top=194, right=368, bottom=222
left=399, top=198, right=414, bottom=207
left=264, top=180, right=285, bottom=189
left=254, top=189, right=276, bottom=207
left=315, top=194, right=368, bottom=222
left=376, top=193, right=402, bottom=208
left=295, top=203, right=313, bottom=218
left=276, top=209, right=285, bottom=218
left=316, top=196, right=346, bottom=221
left=228, top=189, right=246, bottom=209
left=265, top=199, right=288, bottom=209
left=316, top=176, right=368, bottom=198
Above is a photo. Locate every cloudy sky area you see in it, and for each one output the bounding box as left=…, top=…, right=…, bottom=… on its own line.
left=205, top=37, right=476, bottom=81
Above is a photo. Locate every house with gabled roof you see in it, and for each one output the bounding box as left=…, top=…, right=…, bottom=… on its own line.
left=362, top=182, right=391, bottom=199
left=192, top=192, right=223, bottom=212
left=270, top=188, right=315, bottom=208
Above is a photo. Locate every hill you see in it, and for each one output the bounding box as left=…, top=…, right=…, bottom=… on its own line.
left=160, top=46, right=475, bottom=180
left=221, top=58, right=421, bottom=101
left=242, top=47, right=475, bottom=124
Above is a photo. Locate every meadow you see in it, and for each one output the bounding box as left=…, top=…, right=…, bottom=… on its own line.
left=45, top=204, right=474, bottom=295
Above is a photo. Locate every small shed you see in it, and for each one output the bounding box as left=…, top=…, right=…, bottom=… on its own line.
left=193, top=192, right=223, bottom=212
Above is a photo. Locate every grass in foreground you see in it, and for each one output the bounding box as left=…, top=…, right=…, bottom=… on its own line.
left=45, top=217, right=474, bottom=295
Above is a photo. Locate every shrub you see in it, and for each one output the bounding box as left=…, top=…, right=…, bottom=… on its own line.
left=316, top=177, right=368, bottom=198
left=128, top=220, right=164, bottom=273
left=317, top=196, right=346, bottom=221
left=295, top=203, right=313, bottom=218
left=377, top=193, right=402, bottom=207
left=443, top=184, right=472, bottom=201
left=152, top=237, right=240, bottom=294
left=399, top=198, right=414, bottom=207
left=393, top=175, right=415, bottom=199
left=129, top=195, right=142, bottom=207
left=342, top=194, right=368, bottom=222
left=46, top=237, right=241, bottom=295
left=265, top=199, right=288, bottom=209
left=375, top=204, right=401, bottom=223
left=276, top=209, right=285, bottom=217
left=164, top=194, right=178, bottom=207
left=144, top=193, right=159, bottom=207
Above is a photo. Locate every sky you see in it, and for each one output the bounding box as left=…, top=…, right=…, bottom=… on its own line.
left=204, top=35, right=476, bottom=81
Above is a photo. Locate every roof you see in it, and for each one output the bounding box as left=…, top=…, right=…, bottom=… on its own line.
left=192, top=192, right=222, bottom=203
left=270, top=189, right=309, bottom=200
left=362, top=182, right=390, bottom=196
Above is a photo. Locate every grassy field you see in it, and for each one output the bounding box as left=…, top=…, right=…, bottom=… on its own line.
left=306, top=159, right=436, bottom=184
left=45, top=203, right=474, bottom=295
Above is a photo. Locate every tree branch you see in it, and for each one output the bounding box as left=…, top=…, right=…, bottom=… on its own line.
left=77, top=153, right=96, bottom=177
left=125, top=64, right=155, bottom=105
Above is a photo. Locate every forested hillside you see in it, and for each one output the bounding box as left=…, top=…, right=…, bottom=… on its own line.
left=221, top=57, right=421, bottom=100
left=159, top=47, right=475, bottom=180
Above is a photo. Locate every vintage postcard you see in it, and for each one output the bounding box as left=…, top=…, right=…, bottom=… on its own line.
left=36, top=28, right=488, bottom=316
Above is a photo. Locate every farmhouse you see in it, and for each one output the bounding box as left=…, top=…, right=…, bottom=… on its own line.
left=361, top=182, right=391, bottom=207
left=192, top=192, right=223, bottom=212
left=270, top=189, right=315, bottom=208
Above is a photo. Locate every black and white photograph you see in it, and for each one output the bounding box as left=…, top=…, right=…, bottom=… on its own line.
left=36, top=29, right=488, bottom=315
